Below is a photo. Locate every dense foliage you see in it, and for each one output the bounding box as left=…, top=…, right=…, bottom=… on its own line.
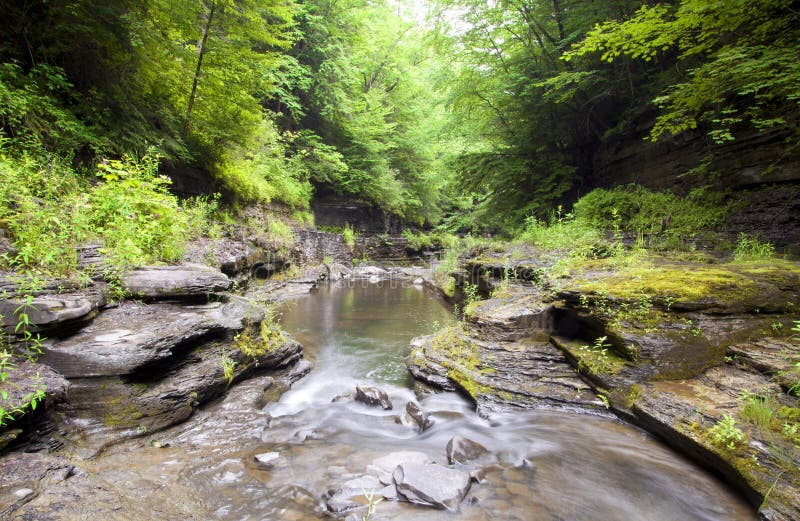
left=0, top=0, right=797, bottom=251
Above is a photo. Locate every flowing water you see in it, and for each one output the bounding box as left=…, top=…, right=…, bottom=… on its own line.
left=85, top=281, right=756, bottom=520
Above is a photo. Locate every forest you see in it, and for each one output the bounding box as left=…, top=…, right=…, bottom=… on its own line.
left=2, top=0, right=798, bottom=272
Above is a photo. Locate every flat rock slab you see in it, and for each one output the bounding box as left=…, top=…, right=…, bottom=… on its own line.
left=56, top=335, right=303, bottom=456
left=728, top=338, right=799, bottom=390
left=121, top=264, right=231, bottom=299
left=468, top=292, right=553, bottom=341
left=367, top=451, right=431, bottom=485
left=393, top=462, right=471, bottom=511
left=0, top=290, right=105, bottom=334
left=406, top=331, right=604, bottom=414
left=632, top=365, right=800, bottom=521
left=0, top=452, right=74, bottom=518
left=326, top=475, right=391, bottom=514
left=41, top=301, right=244, bottom=378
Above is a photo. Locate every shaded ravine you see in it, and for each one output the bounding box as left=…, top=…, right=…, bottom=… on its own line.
left=45, top=282, right=755, bottom=520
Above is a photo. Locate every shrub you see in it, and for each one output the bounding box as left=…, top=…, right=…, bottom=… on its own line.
left=88, top=153, right=189, bottom=268
left=342, top=223, right=357, bottom=249
left=708, top=414, right=745, bottom=450
left=571, top=185, right=729, bottom=246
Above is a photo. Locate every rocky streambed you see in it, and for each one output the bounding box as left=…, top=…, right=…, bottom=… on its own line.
left=0, top=232, right=796, bottom=520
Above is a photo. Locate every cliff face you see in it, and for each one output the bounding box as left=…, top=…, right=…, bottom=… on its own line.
left=593, top=120, right=800, bottom=250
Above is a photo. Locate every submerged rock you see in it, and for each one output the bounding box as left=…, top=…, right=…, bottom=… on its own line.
left=446, top=436, right=489, bottom=465
left=393, top=462, right=472, bottom=511
left=253, top=452, right=281, bottom=468
left=355, top=385, right=393, bottom=410
left=326, top=475, right=390, bottom=515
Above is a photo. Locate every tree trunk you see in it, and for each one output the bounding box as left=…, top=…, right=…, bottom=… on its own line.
left=182, top=0, right=216, bottom=139
left=552, top=0, right=565, bottom=42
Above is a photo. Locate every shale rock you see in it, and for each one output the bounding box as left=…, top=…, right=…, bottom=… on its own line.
left=0, top=290, right=105, bottom=335
left=355, top=385, right=393, bottom=410
left=404, top=401, right=433, bottom=432
left=121, top=264, right=231, bottom=299
left=446, top=436, right=489, bottom=465
left=393, top=462, right=472, bottom=511
left=41, top=301, right=237, bottom=378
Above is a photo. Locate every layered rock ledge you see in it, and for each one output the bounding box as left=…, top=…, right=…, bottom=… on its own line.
left=410, top=251, right=800, bottom=520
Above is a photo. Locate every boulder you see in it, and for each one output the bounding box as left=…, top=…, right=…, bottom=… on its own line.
left=121, top=264, right=231, bottom=299
left=404, top=401, right=433, bottom=432
left=393, top=462, right=472, bottom=511
left=355, top=385, right=393, bottom=410
left=326, top=263, right=352, bottom=282
left=446, top=436, right=489, bottom=465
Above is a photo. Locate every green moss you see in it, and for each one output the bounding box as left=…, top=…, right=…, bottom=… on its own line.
left=104, top=402, right=144, bottom=428
left=574, top=264, right=757, bottom=305
left=447, top=368, right=495, bottom=399
left=428, top=326, right=499, bottom=399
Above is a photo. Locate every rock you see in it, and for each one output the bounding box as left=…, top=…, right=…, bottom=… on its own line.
left=367, top=451, right=431, bottom=485
left=0, top=452, right=74, bottom=518
left=326, top=475, right=388, bottom=515
left=332, top=393, right=353, bottom=403
left=446, top=436, right=489, bottom=465
left=326, top=263, right=352, bottom=282
left=393, top=462, right=472, bottom=511
left=0, top=290, right=105, bottom=334
left=406, top=331, right=601, bottom=415
left=54, top=335, right=303, bottom=456
left=41, top=301, right=237, bottom=378
left=404, top=401, right=433, bottom=432
left=121, top=264, right=232, bottom=299
left=355, top=385, right=393, bottom=410
left=0, top=359, right=69, bottom=426
left=2, top=452, right=212, bottom=519
left=630, top=367, right=800, bottom=521
left=352, top=266, right=388, bottom=278
left=286, top=359, right=313, bottom=383
left=254, top=452, right=281, bottom=468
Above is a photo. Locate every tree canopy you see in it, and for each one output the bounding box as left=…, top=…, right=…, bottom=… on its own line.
left=0, top=0, right=797, bottom=232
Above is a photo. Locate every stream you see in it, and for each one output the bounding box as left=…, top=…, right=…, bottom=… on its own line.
left=82, top=281, right=755, bottom=520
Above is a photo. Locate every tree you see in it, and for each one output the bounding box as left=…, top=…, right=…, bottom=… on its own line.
left=565, top=0, right=800, bottom=144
